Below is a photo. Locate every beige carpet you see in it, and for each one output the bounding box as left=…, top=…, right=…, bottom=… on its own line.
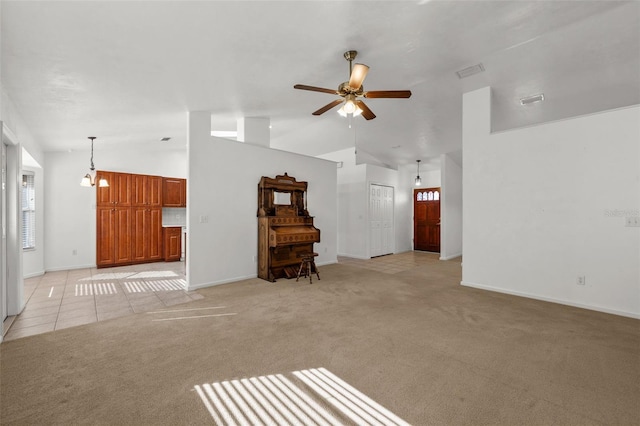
left=1, top=256, right=638, bottom=425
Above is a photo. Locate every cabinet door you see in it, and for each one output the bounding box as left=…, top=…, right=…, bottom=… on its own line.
left=131, top=207, right=148, bottom=262
left=131, top=174, right=147, bottom=207
left=114, top=207, right=132, bottom=263
left=162, top=178, right=184, bottom=207
left=96, top=171, right=115, bottom=206
left=148, top=176, right=163, bottom=207
left=113, top=173, right=131, bottom=207
left=164, top=227, right=181, bottom=261
left=96, top=207, right=116, bottom=266
left=149, top=208, right=163, bottom=261
left=179, top=179, right=186, bottom=207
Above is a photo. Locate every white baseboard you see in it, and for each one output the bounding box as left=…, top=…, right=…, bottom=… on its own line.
left=337, top=253, right=370, bottom=260
left=460, top=280, right=640, bottom=319
left=187, top=273, right=259, bottom=291
left=24, top=270, right=45, bottom=279
left=45, top=264, right=95, bottom=273
left=440, top=253, right=462, bottom=261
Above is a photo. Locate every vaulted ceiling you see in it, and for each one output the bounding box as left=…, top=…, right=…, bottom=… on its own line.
left=2, top=1, right=639, bottom=169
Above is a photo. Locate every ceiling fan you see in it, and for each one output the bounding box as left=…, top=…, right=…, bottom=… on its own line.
left=294, top=50, right=412, bottom=120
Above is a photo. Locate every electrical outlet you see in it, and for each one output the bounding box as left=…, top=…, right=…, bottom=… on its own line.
left=577, top=276, right=586, bottom=286
left=625, top=217, right=640, bottom=227
left=72, top=249, right=77, bottom=256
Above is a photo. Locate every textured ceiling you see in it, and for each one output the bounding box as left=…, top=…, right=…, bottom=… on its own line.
left=2, top=1, right=639, bottom=169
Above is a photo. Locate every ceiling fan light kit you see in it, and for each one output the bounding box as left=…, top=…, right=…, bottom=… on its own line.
left=294, top=50, right=411, bottom=120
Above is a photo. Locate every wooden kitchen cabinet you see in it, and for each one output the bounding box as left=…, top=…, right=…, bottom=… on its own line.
left=132, top=174, right=162, bottom=207
left=163, top=227, right=182, bottom=262
left=132, top=207, right=163, bottom=262
left=162, top=178, right=186, bottom=207
left=96, top=206, right=132, bottom=267
left=96, top=171, right=164, bottom=268
left=96, top=171, right=131, bottom=207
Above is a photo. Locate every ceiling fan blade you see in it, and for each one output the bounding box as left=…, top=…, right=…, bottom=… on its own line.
left=294, top=84, right=339, bottom=95
left=364, top=90, right=412, bottom=99
left=348, top=63, right=369, bottom=89
left=312, top=99, right=344, bottom=115
left=356, top=100, right=376, bottom=120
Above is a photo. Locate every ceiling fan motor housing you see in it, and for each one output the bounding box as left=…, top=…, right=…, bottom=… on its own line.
left=338, top=81, right=364, bottom=96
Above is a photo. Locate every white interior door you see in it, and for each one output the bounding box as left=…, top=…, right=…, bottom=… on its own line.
left=369, top=184, right=394, bottom=257
left=369, top=185, right=382, bottom=257
left=381, top=185, right=394, bottom=255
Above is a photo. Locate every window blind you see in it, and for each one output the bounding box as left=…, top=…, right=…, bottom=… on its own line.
left=22, top=172, right=35, bottom=250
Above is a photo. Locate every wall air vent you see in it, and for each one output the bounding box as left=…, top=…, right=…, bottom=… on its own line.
left=520, top=93, right=545, bottom=105
left=456, top=63, right=485, bottom=79
left=160, top=137, right=171, bottom=141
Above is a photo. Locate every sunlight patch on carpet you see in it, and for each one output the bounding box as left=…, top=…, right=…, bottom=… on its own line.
left=194, top=368, right=409, bottom=426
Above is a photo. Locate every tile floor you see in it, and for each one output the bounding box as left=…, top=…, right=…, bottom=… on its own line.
left=3, top=261, right=202, bottom=341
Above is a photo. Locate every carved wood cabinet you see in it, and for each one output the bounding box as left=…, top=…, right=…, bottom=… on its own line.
left=257, top=173, right=320, bottom=282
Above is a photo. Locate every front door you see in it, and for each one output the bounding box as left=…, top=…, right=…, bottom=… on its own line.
left=414, top=187, right=440, bottom=252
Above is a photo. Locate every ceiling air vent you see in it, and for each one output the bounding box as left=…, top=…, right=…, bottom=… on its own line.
left=456, top=63, right=485, bottom=79
left=520, top=93, right=545, bottom=105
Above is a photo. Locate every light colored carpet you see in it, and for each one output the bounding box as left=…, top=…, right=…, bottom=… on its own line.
left=1, top=255, right=638, bottom=425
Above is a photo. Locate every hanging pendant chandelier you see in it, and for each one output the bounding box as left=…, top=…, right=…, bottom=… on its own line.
left=80, top=137, right=109, bottom=187
left=414, top=159, right=422, bottom=187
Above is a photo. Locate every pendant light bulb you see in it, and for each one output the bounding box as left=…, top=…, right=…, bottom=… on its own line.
left=415, top=159, right=422, bottom=187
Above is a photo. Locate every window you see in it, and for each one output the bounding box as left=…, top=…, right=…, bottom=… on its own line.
left=22, top=172, right=35, bottom=250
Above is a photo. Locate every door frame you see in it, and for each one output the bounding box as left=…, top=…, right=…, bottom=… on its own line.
left=1, top=122, right=24, bottom=337
left=413, top=186, right=441, bottom=253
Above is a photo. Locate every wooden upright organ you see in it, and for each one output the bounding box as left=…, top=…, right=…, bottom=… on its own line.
left=257, top=173, right=320, bottom=282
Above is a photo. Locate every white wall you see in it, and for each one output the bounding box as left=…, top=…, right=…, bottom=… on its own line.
left=44, top=146, right=186, bottom=271
left=187, top=112, right=337, bottom=289
left=440, top=153, right=462, bottom=260
left=395, top=164, right=413, bottom=254
left=462, top=86, right=640, bottom=318
left=319, top=148, right=368, bottom=258
left=1, top=88, right=44, bottom=167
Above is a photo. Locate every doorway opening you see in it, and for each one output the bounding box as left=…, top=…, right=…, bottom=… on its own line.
left=414, top=187, right=440, bottom=253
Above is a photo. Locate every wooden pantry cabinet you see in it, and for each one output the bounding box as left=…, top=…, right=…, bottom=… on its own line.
left=96, top=171, right=165, bottom=268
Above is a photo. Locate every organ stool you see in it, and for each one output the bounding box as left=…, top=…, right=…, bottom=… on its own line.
left=296, top=252, right=320, bottom=284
